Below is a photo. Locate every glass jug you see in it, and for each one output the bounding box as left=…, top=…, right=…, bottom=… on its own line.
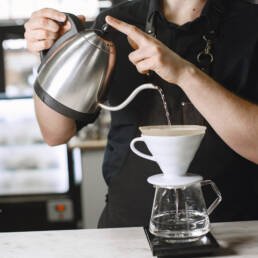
left=149, top=180, right=222, bottom=243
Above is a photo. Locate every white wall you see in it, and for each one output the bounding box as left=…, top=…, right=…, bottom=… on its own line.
left=81, top=149, right=107, bottom=229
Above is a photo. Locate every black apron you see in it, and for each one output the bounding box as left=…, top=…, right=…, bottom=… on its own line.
left=98, top=0, right=258, bottom=228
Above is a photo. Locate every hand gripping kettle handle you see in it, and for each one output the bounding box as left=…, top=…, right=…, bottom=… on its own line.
left=39, top=13, right=85, bottom=71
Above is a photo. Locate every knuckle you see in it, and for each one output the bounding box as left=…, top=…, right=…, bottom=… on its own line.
left=24, top=20, right=33, bottom=31
left=153, top=54, right=160, bottom=63
left=41, top=8, right=51, bottom=14
left=53, top=25, right=60, bottom=32
left=32, top=8, right=47, bottom=17
left=36, top=44, right=44, bottom=52
left=42, top=30, right=49, bottom=38
left=31, top=10, right=38, bottom=17
left=42, top=40, right=49, bottom=49
left=152, top=44, right=161, bottom=53
left=44, top=40, right=53, bottom=49
left=129, top=25, right=138, bottom=34
left=128, top=53, right=134, bottom=62
left=137, top=66, right=144, bottom=74
left=136, top=65, right=141, bottom=73
left=43, top=8, right=60, bottom=18
left=24, top=31, right=29, bottom=39
left=33, top=47, right=41, bottom=53
left=38, top=40, right=47, bottom=49
left=136, top=62, right=141, bottom=70
left=40, top=18, right=48, bottom=27
left=156, top=54, right=163, bottom=63
left=24, top=22, right=29, bottom=31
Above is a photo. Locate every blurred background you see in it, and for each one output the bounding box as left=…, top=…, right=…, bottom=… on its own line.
left=0, top=0, right=123, bottom=232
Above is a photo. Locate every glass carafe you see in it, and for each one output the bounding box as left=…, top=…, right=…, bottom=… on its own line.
left=149, top=180, right=222, bottom=243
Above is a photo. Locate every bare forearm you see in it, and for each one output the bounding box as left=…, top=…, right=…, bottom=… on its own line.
left=104, top=16, right=258, bottom=164
left=178, top=64, right=258, bottom=164
left=34, top=94, right=76, bottom=146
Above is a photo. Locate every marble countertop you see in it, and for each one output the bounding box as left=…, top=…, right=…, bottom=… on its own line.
left=1, top=221, right=258, bottom=258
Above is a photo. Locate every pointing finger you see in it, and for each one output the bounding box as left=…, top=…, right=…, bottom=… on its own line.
left=105, top=15, right=148, bottom=46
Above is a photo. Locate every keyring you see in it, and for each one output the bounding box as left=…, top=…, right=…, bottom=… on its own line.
left=197, top=35, right=214, bottom=65
left=197, top=51, right=214, bottom=64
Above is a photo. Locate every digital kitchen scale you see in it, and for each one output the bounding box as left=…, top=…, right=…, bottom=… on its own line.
left=144, top=227, right=221, bottom=258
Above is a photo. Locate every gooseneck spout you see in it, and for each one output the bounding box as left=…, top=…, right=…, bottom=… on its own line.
left=98, top=83, right=159, bottom=111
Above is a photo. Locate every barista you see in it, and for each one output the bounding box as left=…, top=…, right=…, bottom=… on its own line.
left=25, top=0, right=258, bottom=227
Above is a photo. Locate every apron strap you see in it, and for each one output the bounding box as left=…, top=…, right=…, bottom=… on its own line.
left=144, top=0, right=227, bottom=74
left=145, top=12, right=156, bottom=37
left=197, top=0, right=226, bottom=74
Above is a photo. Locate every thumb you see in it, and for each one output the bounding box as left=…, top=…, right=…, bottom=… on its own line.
left=77, top=15, right=86, bottom=23
left=65, top=15, right=86, bottom=29
left=60, top=14, right=86, bottom=35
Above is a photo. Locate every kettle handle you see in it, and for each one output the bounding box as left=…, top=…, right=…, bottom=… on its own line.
left=38, top=13, right=85, bottom=71
left=201, top=180, right=222, bottom=215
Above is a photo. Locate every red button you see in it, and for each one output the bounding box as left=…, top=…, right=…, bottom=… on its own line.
left=55, top=204, right=66, bottom=212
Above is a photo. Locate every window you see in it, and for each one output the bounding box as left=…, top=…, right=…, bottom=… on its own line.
left=0, top=0, right=112, bottom=21
left=0, top=0, right=113, bottom=96
left=0, top=97, right=70, bottom=195
left=3, top=39, right=39, bottom=96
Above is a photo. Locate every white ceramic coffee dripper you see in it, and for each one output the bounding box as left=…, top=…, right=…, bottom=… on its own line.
left=130, top=125, right=206, bottom=186
left=130, top=125, right=222, bottom=242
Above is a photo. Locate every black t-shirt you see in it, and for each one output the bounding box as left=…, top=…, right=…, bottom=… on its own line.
left=78, top=0, right=258, bottom=223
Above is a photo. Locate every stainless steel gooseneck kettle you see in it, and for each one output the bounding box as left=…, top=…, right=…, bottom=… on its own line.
left=34, top=13, right=158, bottom=120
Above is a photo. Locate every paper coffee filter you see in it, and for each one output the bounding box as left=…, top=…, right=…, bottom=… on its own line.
left=139, top=125, right=206, bottom=136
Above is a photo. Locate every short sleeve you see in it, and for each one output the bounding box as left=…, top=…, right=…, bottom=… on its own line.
left=75, top=109, right=101, bottom=131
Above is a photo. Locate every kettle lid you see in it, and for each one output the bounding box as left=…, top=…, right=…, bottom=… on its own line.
left=82, top=30, right=112, bottom=53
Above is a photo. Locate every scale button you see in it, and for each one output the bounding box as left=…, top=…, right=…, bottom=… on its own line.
left=47, top=199, right=74, bottom=222
left=55, top=204, right=66, bottom=212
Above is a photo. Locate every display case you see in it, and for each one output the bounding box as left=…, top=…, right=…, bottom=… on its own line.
left=0, top=97, right=82, bottom=232
left=0, top=1, right=122, bottom=231
left=0, top=97, right=69, bottom=195
left=3, top=38, right=39, bottom=96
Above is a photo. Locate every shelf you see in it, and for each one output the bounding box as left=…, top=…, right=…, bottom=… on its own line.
left=68, top=139, right=107, bottom=150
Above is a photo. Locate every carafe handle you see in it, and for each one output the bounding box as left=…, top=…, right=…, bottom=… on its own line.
left=201, top=180, right=222, bottom=215
left=98, top=84, right=158, bottom=111
left=130, top=137, right=156, bottom=161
